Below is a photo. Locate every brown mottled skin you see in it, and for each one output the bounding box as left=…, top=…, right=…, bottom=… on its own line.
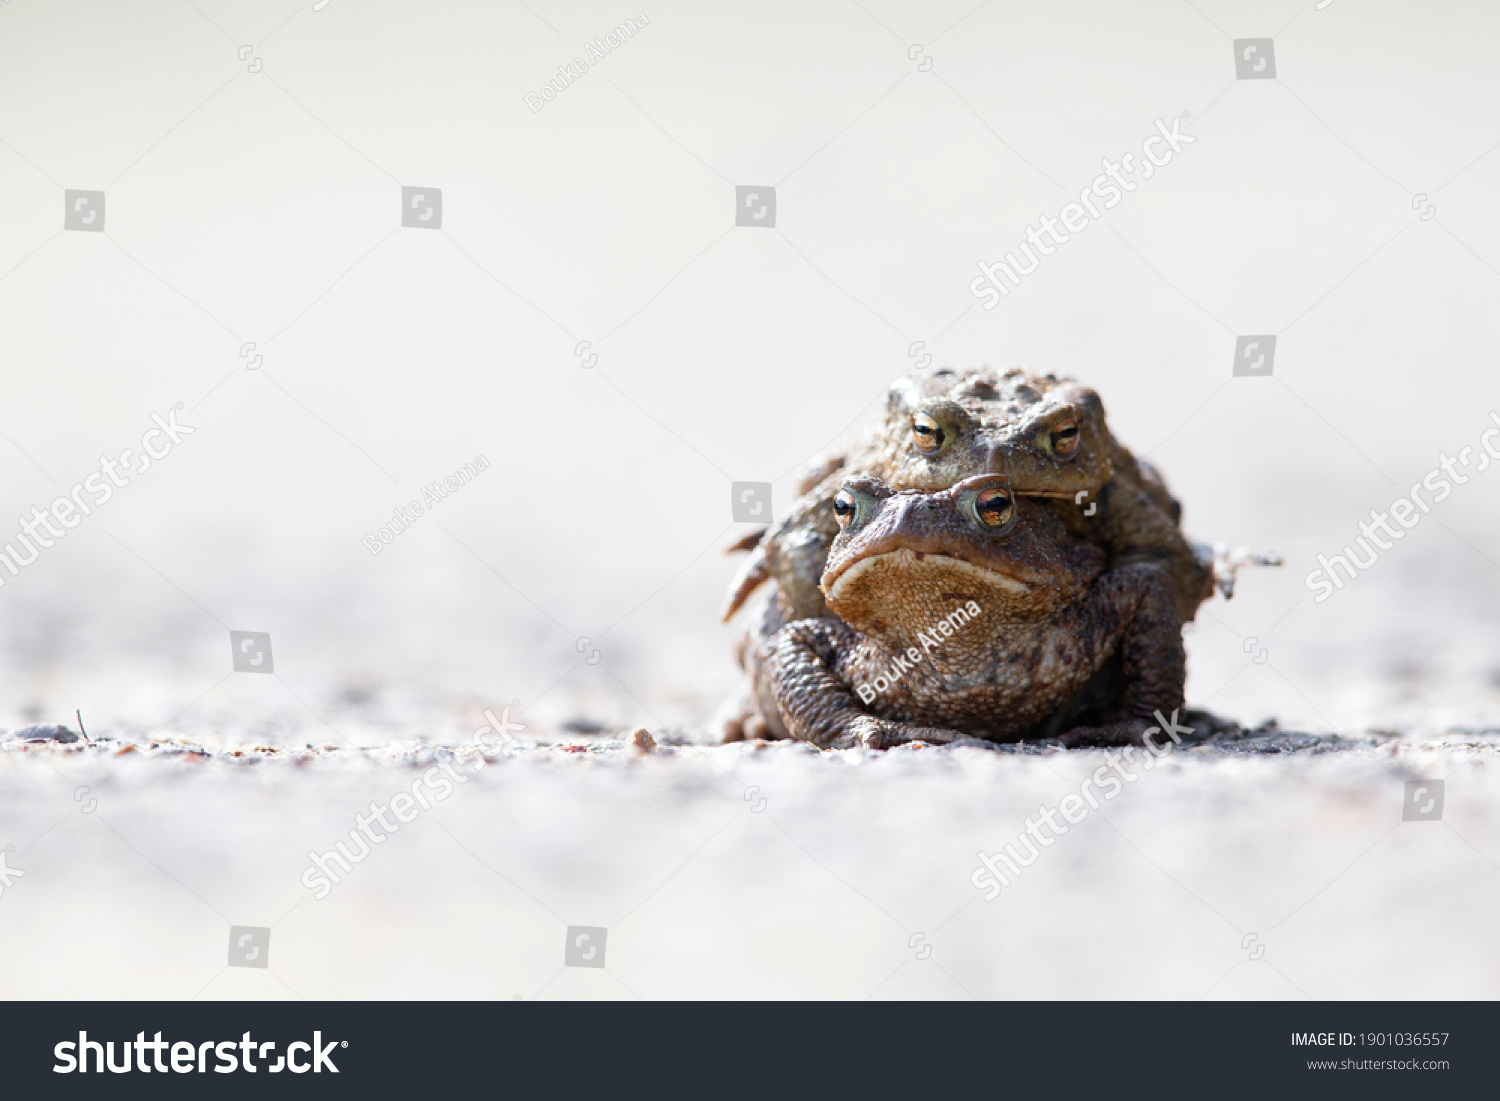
left=752, top=475, right=1186, bottom=749
left=723, top=366, right=1214, bottom=628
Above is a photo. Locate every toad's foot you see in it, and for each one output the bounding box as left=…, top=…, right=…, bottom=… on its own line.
left=851, top=715, right=970, bottom=751
left=1194, top=541, right=1282, bottom=600
left=1058, top=708, right=1201, bottom=749
left=710, top=683, right=779, bottom=743
left=763, top=619, right=968, bottom=749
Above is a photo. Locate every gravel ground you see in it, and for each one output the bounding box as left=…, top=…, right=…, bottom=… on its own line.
left=2, top=718, right=1496, bottom=1000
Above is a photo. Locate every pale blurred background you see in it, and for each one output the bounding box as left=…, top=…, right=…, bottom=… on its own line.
left=1, top=0, right=1498, bottom=1000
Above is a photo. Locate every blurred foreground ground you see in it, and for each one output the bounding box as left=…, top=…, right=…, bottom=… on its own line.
left=1, top=720, right=1496, bottom=1000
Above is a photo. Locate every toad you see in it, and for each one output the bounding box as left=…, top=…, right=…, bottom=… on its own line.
left=752, top=474, right=1187, bottom=749
left=723, top=367, right=1225, bottom=628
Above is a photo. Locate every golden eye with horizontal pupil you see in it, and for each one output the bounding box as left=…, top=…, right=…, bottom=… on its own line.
left=912, top=413, right=945, bottom=454
left=1050, top=419, right=1080, bottom=457
left=975, top=487, right=1013, bottom=527
left=833, top=490, right=857, bottom=528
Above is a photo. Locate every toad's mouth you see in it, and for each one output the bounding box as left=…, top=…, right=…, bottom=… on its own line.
left=822, top=546, right=1030, bottom=605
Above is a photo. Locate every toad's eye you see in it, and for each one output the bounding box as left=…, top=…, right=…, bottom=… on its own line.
left=912, top=413, right=945, bottom=454
left=1050, top=419, right=1079, bottom=458
left=833, top=490, right=857, bottom=528
left=975, top=487, right=1013, bottom=527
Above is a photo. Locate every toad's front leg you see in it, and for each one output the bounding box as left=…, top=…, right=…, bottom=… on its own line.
left=762, top=619, right=967, bottom=749
left=1058, top=562, right=1187, bottom=747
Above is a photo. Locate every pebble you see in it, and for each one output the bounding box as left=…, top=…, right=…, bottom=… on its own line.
left=5, top=723, right=79, bottom=743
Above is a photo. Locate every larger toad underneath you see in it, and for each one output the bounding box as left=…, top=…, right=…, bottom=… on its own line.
left=754, top=474, right=1187, bottom=749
